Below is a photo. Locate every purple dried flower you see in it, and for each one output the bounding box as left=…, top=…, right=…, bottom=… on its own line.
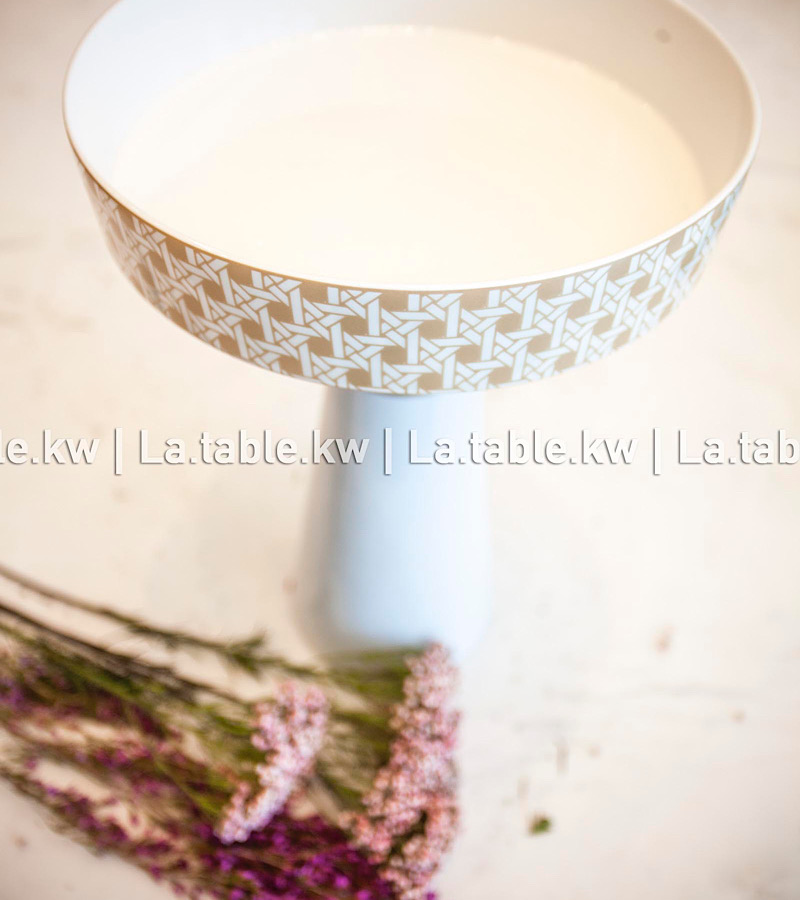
left=343, top=644, right=459, bottom=899
left=216, top=682, right=328, bottom=845
left=4, top=765, right=394, bottom=900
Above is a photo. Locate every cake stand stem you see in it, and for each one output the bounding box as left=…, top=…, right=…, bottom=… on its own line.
left=297, top=389, right=492, bottom=659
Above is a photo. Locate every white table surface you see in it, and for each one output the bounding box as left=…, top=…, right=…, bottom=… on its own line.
left=0, top=1, right=798, bottom=898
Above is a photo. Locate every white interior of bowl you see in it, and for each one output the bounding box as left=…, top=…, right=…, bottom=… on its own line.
left=64, top=0, right=759, bottom=289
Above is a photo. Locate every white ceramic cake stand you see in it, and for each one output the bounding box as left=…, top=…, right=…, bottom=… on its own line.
left=64, top=0, right=758, bottom=658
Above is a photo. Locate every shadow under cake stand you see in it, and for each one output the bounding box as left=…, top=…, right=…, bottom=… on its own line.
left=63, top=0, right=759, bottom=658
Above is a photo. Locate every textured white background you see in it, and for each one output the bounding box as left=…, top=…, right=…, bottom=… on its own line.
left=0, top=1, right=798, bottom=898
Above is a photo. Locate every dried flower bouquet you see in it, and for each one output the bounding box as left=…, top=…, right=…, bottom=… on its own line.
left=0, top=563, right=459, bottom=900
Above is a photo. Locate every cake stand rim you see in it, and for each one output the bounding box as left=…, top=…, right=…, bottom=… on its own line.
left=62, top=0, right=761, bottom=296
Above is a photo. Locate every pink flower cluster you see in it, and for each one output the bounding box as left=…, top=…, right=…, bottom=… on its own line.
left=216, top=681, right=328, bottom=845
left=343, top=644, right=459, bottom=900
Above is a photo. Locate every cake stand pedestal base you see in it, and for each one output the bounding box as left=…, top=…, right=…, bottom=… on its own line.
left=297, top=389, right=491, bottom=659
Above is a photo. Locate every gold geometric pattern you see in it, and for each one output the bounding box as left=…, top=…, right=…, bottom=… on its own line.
left=83, top=168, right=744, bottom=394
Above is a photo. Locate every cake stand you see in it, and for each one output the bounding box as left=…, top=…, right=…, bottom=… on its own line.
left=63, top=0, right=759, bottom=658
